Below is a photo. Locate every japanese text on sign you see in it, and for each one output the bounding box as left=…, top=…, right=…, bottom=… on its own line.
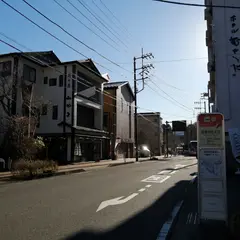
left=198, top=114, right=224, bottom=148
left=229, top=15, right=240, bottom=77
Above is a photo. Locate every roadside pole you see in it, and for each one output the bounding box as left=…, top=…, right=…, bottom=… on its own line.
left=197, top=113, right=227, bottom=226
left=134, top=56, right=138, bottom=162
left=166, top=121, right=169, bottom=158
left=133, top=49, right=154, bottom=162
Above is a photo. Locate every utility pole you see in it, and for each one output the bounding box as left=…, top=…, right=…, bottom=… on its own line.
left=201, top=92, right=210, bottom=113
left=134, top=49, right=154, bottom=162
left=165, top=121, right=169, bottom=158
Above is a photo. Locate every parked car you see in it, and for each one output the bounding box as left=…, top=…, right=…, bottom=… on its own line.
left=138, top=145, right=151, bottom=157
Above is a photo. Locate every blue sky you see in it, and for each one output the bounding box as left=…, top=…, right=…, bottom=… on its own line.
left=0, top=0, right=208, bottom=123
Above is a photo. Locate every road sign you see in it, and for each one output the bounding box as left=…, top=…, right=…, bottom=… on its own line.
left=172, top=120, right=186, bottom=132
left=198, top=113, right=224, bottom=148
left=197, top=113, right=227, bottom=224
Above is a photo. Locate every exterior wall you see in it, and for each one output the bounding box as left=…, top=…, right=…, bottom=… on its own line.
left=35, top=64, right=68, bottom=134
left=103, top=88, right=116, bottom=134
left=137, top=113, right=162, bottom=155
left=0, top=55, right=15, bottom=144
left=116, top=85, right=135, bottom=142
left=210, top=0, right=240, bottom=130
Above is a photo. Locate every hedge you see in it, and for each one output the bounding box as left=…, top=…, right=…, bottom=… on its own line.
left=11, top=159, right=58, bottom=179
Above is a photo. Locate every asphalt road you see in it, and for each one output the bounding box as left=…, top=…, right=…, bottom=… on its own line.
left=0, top=156, right=197, bottom=240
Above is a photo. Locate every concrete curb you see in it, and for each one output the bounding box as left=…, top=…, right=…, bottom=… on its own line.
left=0, top=157, right=167, bottom=182
left=108, top=161, right=135, bottom=167
left=156, top=201, right=184, bottom=240
left=156, top=177, right=198, bottom=239
left=0, top=160, right=137, bottom=182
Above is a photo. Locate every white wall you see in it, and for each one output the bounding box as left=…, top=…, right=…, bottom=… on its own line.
left=213, top=0, right=240, bottom=130
left=116, top=85, right=135, bottom=142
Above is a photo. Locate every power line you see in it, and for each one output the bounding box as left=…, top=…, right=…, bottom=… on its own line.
left=65, top=0, right=121, bottom=48
left=99, top=0, right=132, bottom=38
left=0, top=37, right=130, bottom=115
left=146, top=80, right=192, bottom=112
left=1, top=0, right=112, bottom=73
left=52, top=0, right=120, bottom=52
left=153, top=0, right=240, bottom=9
left=84, top=0, right=122, bottom=39
left=76, top=0, right=128, bottom=49
left=150, top=74, right=185, bottom=91
left=91, top=0, right=131, bottom=45
left=102, top=57, right=208, bottom=64
left=21, top=0, right=131, bottom=72
left=2, top=0, right=131, bottom=75
left=0, top=35, right=192, bottom=124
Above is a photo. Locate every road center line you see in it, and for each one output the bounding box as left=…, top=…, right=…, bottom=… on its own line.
left=146, top=185, right=152, bottom=188
left=160, top=176, right=171, bottom=183
left=138, top=188, right=146, bottom=192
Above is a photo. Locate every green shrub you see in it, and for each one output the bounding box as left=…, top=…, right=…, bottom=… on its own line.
left=11, top=159, right=58, bottom=179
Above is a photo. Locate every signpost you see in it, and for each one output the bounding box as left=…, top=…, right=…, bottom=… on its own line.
left=197, top=113, right=227, bottom=224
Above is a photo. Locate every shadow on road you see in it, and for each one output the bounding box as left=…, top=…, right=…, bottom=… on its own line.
left=65, top=180, right=190, bottom=240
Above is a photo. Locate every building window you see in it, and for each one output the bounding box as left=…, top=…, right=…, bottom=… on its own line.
left=42, top=104, right=48, bottom=115
left=0, top=61, right=12, bottom=77
left=23, top=64, right=36, bottom=82
left=103, top=112, right=109, bottom=128
left=43, top=77, right=48, bottom=84
left=121, top=98, right=123, bottom=112
left=77, top=104, right=94, bottom=128
left=49, top=78, right=57, bottom=86
left=59, top=75, right=63, bottom=87
left=52, top=105, right=58, bottom=120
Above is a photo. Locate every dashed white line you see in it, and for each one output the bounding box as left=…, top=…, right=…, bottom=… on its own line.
left=138, top=188, right=146, bottom=192
left=160, top=176, right=170, bottom=183
left=146, top=185, right=152, bottom=188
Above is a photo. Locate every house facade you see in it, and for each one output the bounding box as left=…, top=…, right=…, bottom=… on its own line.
left=205, top=0, right=240, bottom=130
left=137, top=112, right=163, bottom=156
left=0, top=51, right=108, bottom=163
left=103, top=81, right=135, bottom=159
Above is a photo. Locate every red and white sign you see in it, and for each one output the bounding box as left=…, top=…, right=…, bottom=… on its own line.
left=197, top=113, right=227, bottom=224
left=198, top=113, right=224, bottom=148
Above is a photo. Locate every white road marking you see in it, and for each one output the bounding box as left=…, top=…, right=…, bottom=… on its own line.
left=138, top=188, right=146, bottom=192
left=170, top=170, right=177, bottom=175
left=158, top=170, right=172, bottom=175
left=146, top=185, right=152, bottom=188
left=174, top=164, right=186, bottom=169
left=160, top=176, right=170, bottom=183
left=96, top=193, right=138, bottom=212
left=141, top=175, right=170, bottom=183
left=156, top=201, right=183, bottom=240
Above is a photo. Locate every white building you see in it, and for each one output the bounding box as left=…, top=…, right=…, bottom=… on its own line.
left=0, top=51, right=108, bottom=163
left=205, top=0, right=240, bottom=130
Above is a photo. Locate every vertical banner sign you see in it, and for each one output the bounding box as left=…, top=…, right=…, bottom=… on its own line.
left=197, top=113, right=227, bottom=224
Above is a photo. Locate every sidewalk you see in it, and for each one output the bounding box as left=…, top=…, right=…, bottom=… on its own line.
left=170, top=175, right=240, bottom=240
left=0, top=156, right=165, bottom=181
